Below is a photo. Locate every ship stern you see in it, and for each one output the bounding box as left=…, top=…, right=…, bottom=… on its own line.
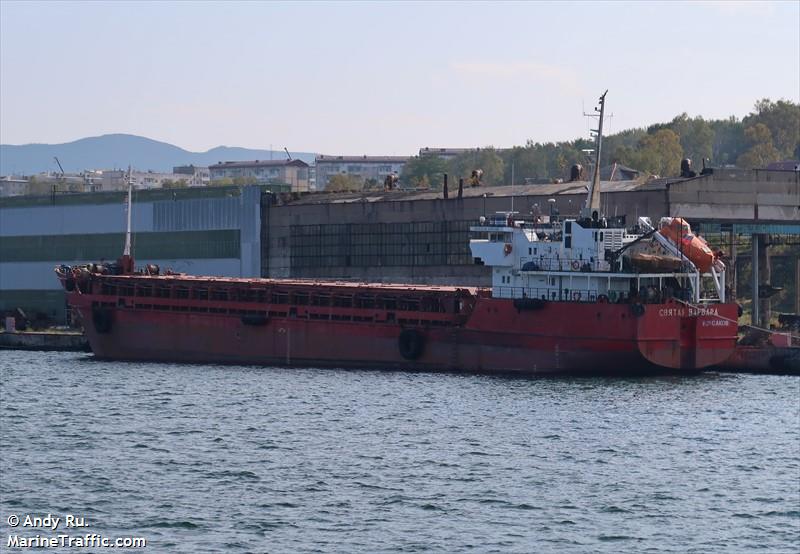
left=637, top=301, right=739, bottom=370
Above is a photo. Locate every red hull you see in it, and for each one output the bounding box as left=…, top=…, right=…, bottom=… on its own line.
left=61, top=275, right=739, bottom=375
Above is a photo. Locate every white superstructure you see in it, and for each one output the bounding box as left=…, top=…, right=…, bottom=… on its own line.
left=469, top=212, right=726, bottom=305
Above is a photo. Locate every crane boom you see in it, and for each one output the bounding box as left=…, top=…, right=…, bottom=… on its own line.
left=53, top=156, right=65, bottom=176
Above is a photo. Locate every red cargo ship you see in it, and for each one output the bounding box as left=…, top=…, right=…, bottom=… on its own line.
left=54, top=92, right=739, bottom=374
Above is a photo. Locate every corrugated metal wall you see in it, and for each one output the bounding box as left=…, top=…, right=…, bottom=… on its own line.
left=0, top=186, right=262, bottom=319
left=153, top=196, right=241, bottom=231
left=289, top=221, right=473, bottom=273
left=0, top=202, right=153, bottom=237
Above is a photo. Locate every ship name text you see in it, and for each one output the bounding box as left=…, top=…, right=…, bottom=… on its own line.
left=658, top=307, right=720, bottom=318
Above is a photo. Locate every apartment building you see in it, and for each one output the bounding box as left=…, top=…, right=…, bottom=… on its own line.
left=314, top=155, right=409, bottom=190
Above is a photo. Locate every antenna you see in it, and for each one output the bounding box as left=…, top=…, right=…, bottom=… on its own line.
left=511, top=161, right=515, bottom=214
left=284, top=147, right=292, bottom=161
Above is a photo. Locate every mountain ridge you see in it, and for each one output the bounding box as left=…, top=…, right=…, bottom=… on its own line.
left=0, top=134, right=317, bottom=175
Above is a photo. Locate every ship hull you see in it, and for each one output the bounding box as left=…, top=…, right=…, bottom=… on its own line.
left=65, top=286, right=738, bottom=375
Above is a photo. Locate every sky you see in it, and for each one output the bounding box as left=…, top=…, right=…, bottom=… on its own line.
left=1, top=0, right=798, bottom=155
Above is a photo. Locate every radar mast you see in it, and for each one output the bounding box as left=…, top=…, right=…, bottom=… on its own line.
left=581, top=90, right=607, bottom=222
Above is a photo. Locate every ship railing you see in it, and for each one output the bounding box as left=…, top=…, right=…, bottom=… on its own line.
left=494, top=286, right=706, bottom=305
left=518, top=257, right=597, bottom=272
left=494, top=286, right=599, bottom=303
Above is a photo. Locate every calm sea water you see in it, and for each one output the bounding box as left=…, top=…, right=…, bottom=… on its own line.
left=1, top=350, right=798, bottom=553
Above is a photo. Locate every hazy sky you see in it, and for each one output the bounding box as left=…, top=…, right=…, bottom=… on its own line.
left=1, top=1, right=798, bottom=155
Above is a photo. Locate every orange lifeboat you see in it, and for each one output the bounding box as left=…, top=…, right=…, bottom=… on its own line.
left=658, top=218, right=715, bottom=272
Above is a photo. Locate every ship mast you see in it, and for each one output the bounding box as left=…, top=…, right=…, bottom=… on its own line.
left=120, top=165, right=134, bottom=273
left=123, top=166, right=132, bottom=257
left=581, top=90, right=607, bottom=222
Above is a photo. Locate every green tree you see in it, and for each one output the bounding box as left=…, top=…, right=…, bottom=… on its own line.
left=629, top=129, right=684, bottom=177
left=210, top=177, right=234, bottom=186
left=447, top=148, right=505, bottom=185
left=666, top=114, right=714, bottom=166
left=26, top=175, right=58, bottom=195
left=501, top=143, right=576, bottom=184
left=363, top=178, right=381, bottom=191
left=162, top=178, right=188, bottom=189
left=743, top=99, right=800, bottom=159
left=736, top=123, right=782, bottom=168
left=401, top=155, right=448, bottom=189
left=603, top=128, right=647, bottom=167
left=326, top=173, right=364, bottom=192
left=233, top=176, right=258, bottom=186
left=709, top=116, right=747, bottom=166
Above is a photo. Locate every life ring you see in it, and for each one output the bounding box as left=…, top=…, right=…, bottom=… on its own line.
left=571, top=260, right=580, bottom=270
left=503, top=243, right=513, bottom=256
left=572, top=291, right=581, bottom=301
left=398, top=329, right=425, bottom=360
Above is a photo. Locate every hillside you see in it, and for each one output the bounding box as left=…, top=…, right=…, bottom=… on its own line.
left=0, top=134, right=317, bottom=175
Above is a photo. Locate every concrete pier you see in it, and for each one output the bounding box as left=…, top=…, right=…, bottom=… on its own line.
left=0, top=331, right=89, bottom=352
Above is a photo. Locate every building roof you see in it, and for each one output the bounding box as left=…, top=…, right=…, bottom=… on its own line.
left=418, top=147, right=473, bottom=157
left=600, top=163, right=641, bottom=181
left=418, top=147, right=512, bottom=157
left=315, top=155, right=410, bottom=164
left=765, top=160, right=800, bottom=171
left=280, top=178, right=669, bottom=206
left=209, top=159, right=309, bottom=169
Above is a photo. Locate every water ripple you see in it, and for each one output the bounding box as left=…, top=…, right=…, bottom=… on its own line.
left=1, top=351, right=798, bottom=553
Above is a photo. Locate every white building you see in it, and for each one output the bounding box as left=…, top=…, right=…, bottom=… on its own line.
left=101, top=169, right=197, bottom=191
left=0, top=177, right=27, bottom=197
left=173, top=165, right=211, bottom=187
left=208, top=160, right=310, bottom=192
left=418, top=147, right=473, bottom=161
left=314, top=155, right=409, bottom=190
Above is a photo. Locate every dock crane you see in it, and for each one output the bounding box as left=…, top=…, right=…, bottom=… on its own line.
left=53, top=156, right=66, bottom=177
